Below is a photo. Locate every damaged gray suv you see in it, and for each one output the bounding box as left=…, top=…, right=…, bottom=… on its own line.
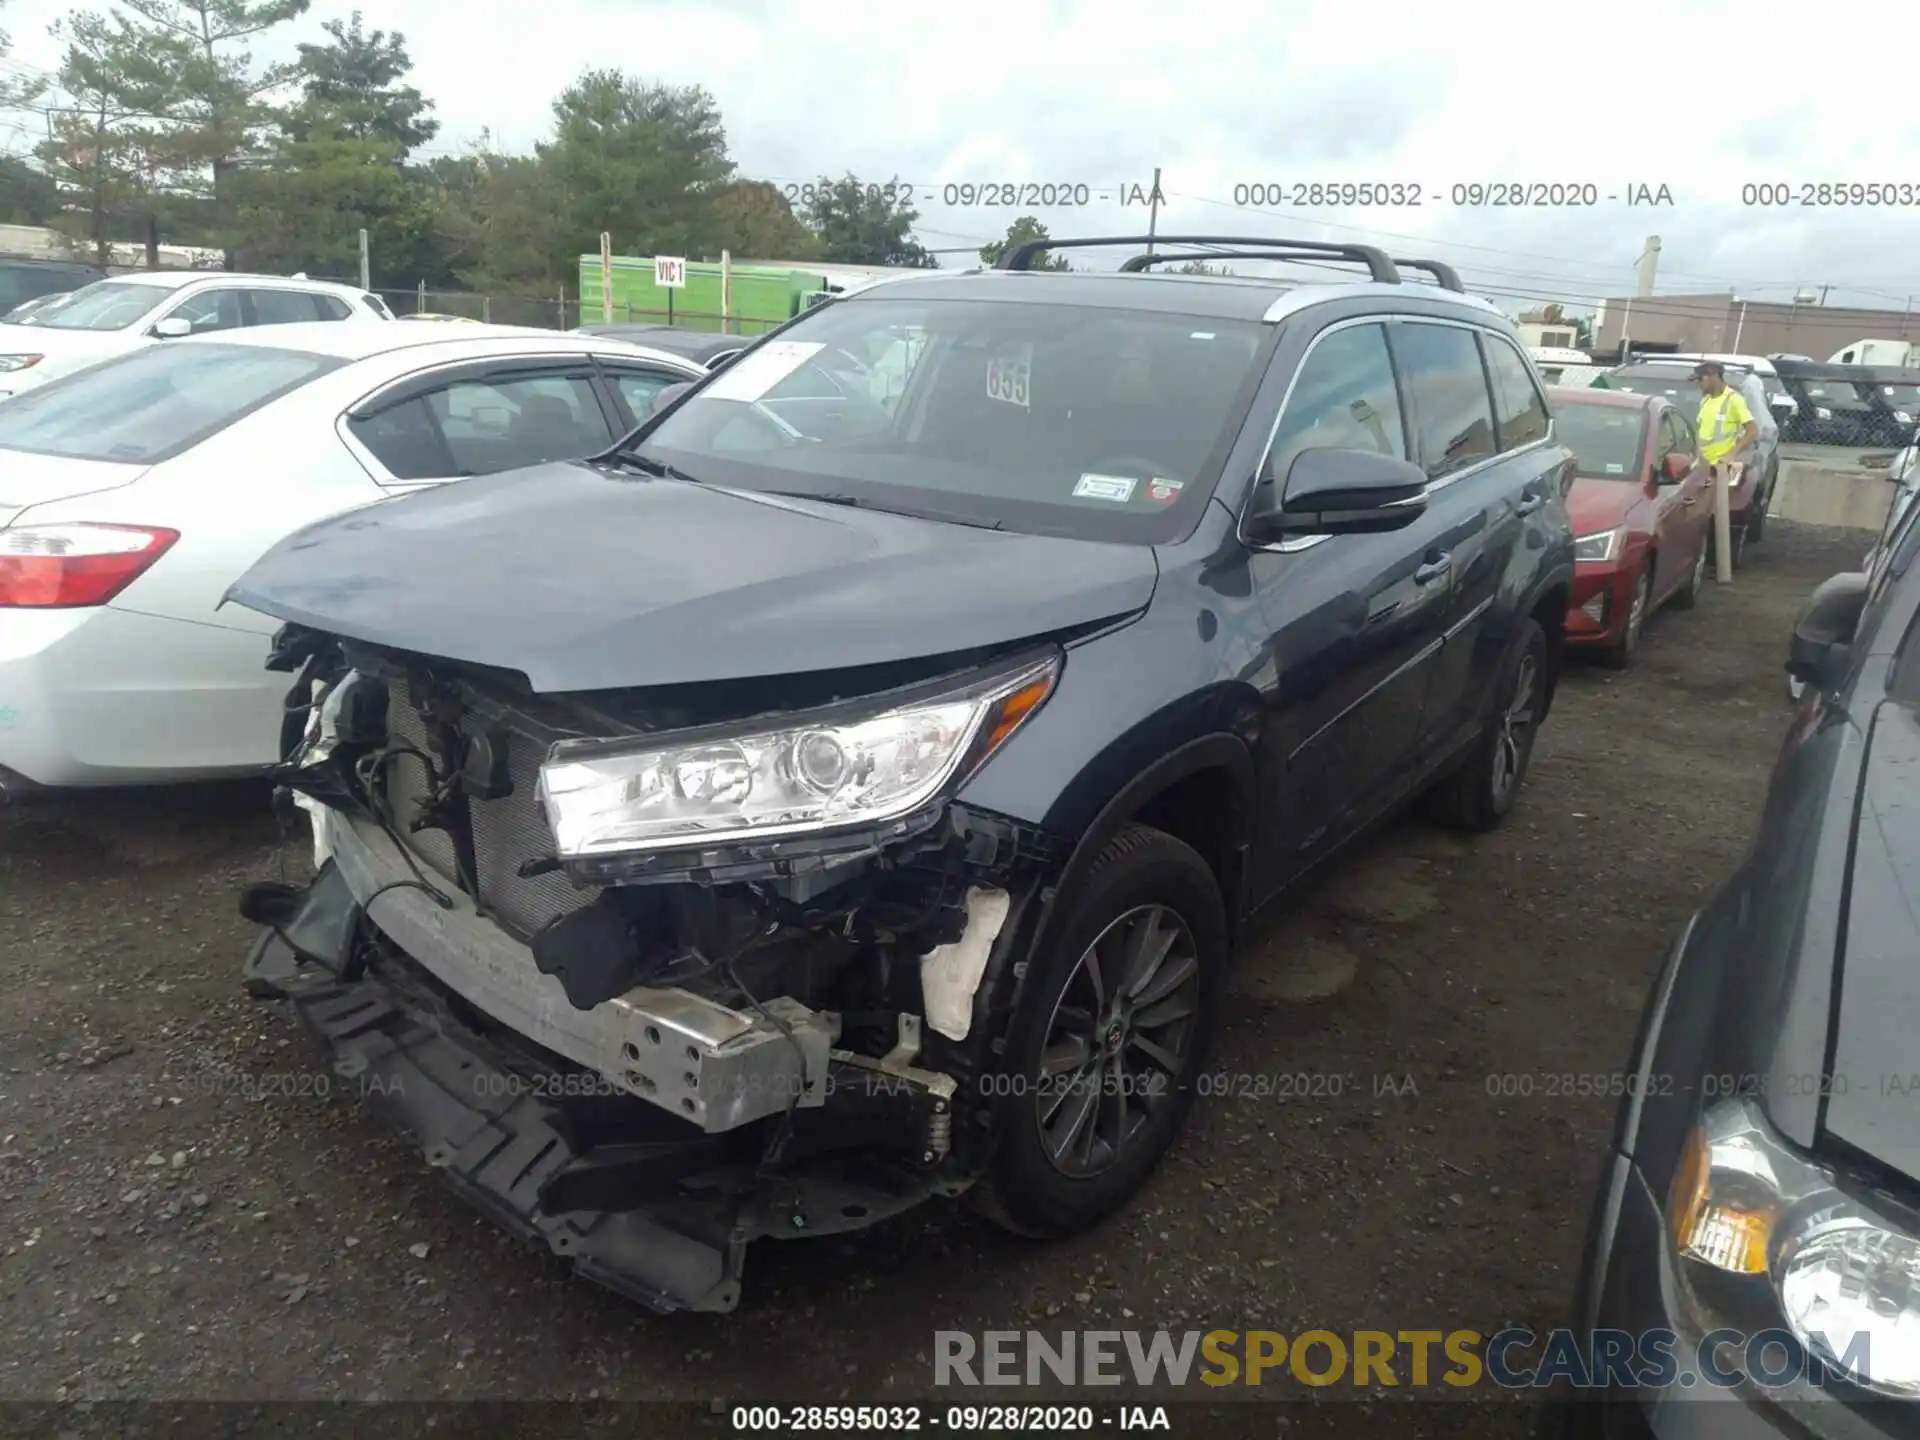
left=230, top=235, right=1576, bottom=1312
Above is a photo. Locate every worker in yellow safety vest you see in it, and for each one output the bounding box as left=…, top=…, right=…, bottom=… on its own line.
left=1693, top=360, right=1757, bottom=474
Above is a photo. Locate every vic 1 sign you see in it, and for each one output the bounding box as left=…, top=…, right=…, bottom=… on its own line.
left=653, top=256, right=687, bottom=289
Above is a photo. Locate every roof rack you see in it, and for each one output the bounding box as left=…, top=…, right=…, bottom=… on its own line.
left=1113, top=248, right=1464, bottom=293
left=1390, top=258, right=1463, bottom=291
left=999, top=234, right=1401, bottom=284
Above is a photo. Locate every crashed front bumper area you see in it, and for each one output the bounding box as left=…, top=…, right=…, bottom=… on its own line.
left=242, top=645, right=1061, bottom=1313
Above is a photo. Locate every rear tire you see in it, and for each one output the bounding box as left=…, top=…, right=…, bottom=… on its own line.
left=973, top=824, right=1228, bottom=1239
left=1669, top=541, right=1706, bottom=611
left=1423, top=618, right=1547, bottom=833
left=1709, top=522, right=1746, bottom=572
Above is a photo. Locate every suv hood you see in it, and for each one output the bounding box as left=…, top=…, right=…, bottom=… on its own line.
left=226, top=461, right=1159, bottom=691
left=1821, top=700, right=1920, bottom=1185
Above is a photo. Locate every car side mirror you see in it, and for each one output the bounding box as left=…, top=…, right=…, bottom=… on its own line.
left=1660, top=452, right=1690, bottom=484
left=151, top=317, right=192, bottom=338
left=1245, top=447, right=1429, bottom=542
left=1786, top=570, right=1870, bottom=689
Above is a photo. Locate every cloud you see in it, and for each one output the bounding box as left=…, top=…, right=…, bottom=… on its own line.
left=0, top=0, right=1911, bottom=311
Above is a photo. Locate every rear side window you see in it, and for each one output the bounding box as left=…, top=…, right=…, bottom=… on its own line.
left=346, top=398, right=455, bottom=480
left=0, top=343, right=336, bottom=463
left=1264, top=322, right=1409, bottom=488
left=1483, top=337, right=1550, bottom=450
left=350, top=370, right=615, bottom=481
left=244, top=288, right=332, bottom=325
left=1392, top=323, right=1497, bottom=478
left=362, top=293, right=394, bottom=319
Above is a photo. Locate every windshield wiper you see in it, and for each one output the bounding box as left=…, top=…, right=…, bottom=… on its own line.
left=603, top=451, right=705, bottom=483
left=764, top=490, right=1005, bottom=531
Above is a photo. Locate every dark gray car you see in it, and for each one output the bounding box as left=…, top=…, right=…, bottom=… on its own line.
left=1554, top=475, right=1920, bottom=1433
left=227, top=235, right=1576, bottom=1314
left=571, top=322, right=749, bottom=371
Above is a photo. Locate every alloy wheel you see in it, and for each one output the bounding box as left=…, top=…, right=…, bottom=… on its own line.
left=1036, top=903, right=1201, bottom=1177
left=1624, top=572, right=1650, bottom=651
left=1491, top=653, right=1538, bottom=806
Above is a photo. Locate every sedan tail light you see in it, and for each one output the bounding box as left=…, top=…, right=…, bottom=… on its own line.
left=0, top=523, right=179, bottom=607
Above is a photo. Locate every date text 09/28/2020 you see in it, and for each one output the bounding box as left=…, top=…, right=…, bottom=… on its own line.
left=773, top=180, right=1679, bottom=209
left=1230, top=182, right=1673, bottom=207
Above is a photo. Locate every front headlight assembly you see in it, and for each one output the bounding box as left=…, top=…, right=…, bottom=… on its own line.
left=1574, top=527, right=1624, bottom=564
left=537, top=652, right=1060, bottom=879
left=1669, top=1099, right=1920, bottom=1397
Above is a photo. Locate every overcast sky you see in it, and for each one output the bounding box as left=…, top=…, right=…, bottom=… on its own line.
left=4, top=0, right=1917, bottom=315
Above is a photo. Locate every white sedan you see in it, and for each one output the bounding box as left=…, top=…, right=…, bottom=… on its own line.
left=0, top=321, right=704, bottom=791
left=0, top=271, right=392, bottom=397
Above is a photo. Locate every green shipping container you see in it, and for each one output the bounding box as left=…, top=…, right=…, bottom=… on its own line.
left=577, top=256, right=826, bottom=334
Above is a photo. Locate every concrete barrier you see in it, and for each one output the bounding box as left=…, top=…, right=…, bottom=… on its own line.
left=1769, top=459, right=1898, bottom=531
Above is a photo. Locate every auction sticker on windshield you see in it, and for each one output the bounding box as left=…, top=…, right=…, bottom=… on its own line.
left=1146, top=478, right=1184, bottom=505
left=702, top=340, right=827, bottom=402
left=1073, top=473, right=1136, bottom=502
left=986, top=344, right=1033, bottom=409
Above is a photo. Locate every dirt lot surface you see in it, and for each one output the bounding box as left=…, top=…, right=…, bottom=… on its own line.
left=0, top=522, right=1865, bottom=1436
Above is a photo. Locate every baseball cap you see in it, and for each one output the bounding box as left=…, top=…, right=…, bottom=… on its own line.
left=1691, top=361, right=1724, bottom=378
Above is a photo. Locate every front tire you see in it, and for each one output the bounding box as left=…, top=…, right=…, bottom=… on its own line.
left=1423, top=618, right=1547, bottom=833
left=975, top=824, right=1228, bottom=1239
left=1601, top=565, right=1652, bottom=669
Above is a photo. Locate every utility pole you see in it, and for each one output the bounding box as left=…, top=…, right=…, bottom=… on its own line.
left=1634, top=235, right=1661, bottom=297
left=357, top=229, right=370, bottom=291
left=1146, top=167, right=1162, bottom=257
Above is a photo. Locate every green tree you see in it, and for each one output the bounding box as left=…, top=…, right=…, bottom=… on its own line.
left=109, top=0, right=314, bottom=257
left=34, top=9, right=188, bottom=263
left=288, top=11, right=435, bottom=154
left=798, top=174, right=934, bottom=267
left=0, top=157, right=60, bottom=226
left=529, top=69, right=734, bottom=282
left=711, top=179, right=818, bottom=260
left=979, top=215, right=1067, bottom=269
left=230, top=11, right=438, bottom=282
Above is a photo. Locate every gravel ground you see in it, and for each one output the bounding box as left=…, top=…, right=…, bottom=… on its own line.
left=0, top=522, right=1864, bottom=1435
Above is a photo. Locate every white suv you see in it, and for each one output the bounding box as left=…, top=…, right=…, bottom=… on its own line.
left=0, top=271, right=391, bottom=397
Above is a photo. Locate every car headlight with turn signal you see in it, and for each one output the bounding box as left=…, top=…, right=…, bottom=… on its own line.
left=1574, top=527, right=1624, bottom=564
left=537, top=652, right=1060, bottom=876
left=1669, top=1099, right=1920, bottom=1397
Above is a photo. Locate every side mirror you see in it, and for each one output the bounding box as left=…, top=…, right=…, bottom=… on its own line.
left=1786, top=570, right=1870, bottom=689
left=151, top=317, right=192, bottom=338
left=1246, top=447, right=1429, bottom=542
left=649, top=381, right=695, bottom=415
left=1659, top=452, right=1690, bottom=483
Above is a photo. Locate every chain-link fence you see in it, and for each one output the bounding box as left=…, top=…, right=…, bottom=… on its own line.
left=367, top=286, right=787, bottom=336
